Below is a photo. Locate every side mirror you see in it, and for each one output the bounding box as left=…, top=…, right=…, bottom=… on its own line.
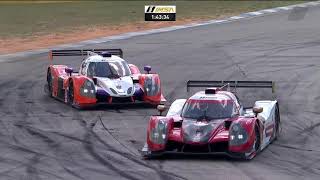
left=65, top=67, right=73, bottom=76
left=92, top=77, right=97, bottom=85
left=157, top=104, right=166, bottom=116
left=253, top=107, right=263, bottom=116
left=144, top=65, right=151, bottom=74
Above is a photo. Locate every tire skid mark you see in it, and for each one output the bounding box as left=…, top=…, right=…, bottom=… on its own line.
left=258, top=159, right=304, bottom=177
left=265, top=147, right=281, bottom=157
left=272, top=143, right=320, bottom=153
left=60, top=166, right=86, bottom=180
left=15, top=80, right=39, bottom=117
left=300, top=122, right=320, bottom=134
left=278, top=158, right=319, bottom=176
left=229, top=162, right=262, bottom=180
left=92, top=132, right=186, bottom=180
left=14, top=121, right=86, bottom=179
left=27, top=128, right=150, bottom=178
left=50, top=128, right=187, bottom=180
left=156, top=161, right=187, bottom=180
left=75, top=111, right=184, bottom=179
left=0, top=140, right=68, bottom=179
left=0, top=157, right=28, bottom=177
left=14, top=123, right=61, bottom=179
left=83, top=130, right=141, bottom=180
left=24, top=154, right=41, bottom=180
left=0, top=80, right=18, bottom=92
left=2, top=127, right=104, bottom=179
left=72, top=111, right=150, bottom=180
left=92, top=123, right=187, bottom=180
left=98, top=116, right=138, bottom=156
left=14, top=123, right=100, bottom=179
left=0, top=81, right=18, bottom=115
left=32, top=167, right=66, bottom=180
left=299, top=157, right=320, bottom=176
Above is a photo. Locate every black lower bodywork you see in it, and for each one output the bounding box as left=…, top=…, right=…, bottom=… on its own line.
left=141, top=142, right=246, bottom=159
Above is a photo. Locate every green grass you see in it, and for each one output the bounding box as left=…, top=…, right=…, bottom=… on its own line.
left=0, top=1, right=307, bottom=38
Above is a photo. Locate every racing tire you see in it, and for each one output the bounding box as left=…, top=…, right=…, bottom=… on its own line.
left=241, top=125, right=260, bottom=160
left=47, top=69, right=53, bottom=97
left=274, top=103, right=281, bottom=140
left=67, top=81, right=75, bottom=106
left=141, top=143, right=163, bottom=159
left=253, top=125, right=261, bottom=152
left=142, top=151, right=163, bottom=160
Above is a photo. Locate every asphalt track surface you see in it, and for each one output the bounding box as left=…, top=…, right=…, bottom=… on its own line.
left=1, top=5, right=320, bottom=180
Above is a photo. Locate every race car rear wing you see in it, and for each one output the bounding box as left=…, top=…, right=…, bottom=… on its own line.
left=187, top=80, right=275, bottom=93
left=49, top=49, right=123, bottom=60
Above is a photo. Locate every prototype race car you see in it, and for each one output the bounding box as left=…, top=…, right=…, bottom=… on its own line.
left=142, top=81, right=280, bottom=160
left=45, top=49, right=165, bottom=108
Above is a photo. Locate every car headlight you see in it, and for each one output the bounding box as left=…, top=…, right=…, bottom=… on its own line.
left=80, top=79, right=96, bottom=98
left=229, top=123, right=248, bottom=146
left=150, top=119, right=167, bottom=144
left=127, top=87, right=133, bottom=94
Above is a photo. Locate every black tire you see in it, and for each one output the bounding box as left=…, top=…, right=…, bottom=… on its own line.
left=238, top=125, right=260, bottom=160
left=254, top=125, right=261, bottom=152
left=67, top=81, right=74, bottom=106
left=274, top=103, right=281, bottom=140
left=47, top=69, right=53, bottom=96
left=142, top=152, right=163, bottom=160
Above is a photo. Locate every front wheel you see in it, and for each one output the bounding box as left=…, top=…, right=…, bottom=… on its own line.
left=141, top=143, right=163, bottom=159
left=241, top=125, right=260, bottom=160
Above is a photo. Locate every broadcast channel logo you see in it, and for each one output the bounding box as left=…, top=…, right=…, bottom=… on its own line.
left=145, top=5, right=176, bottom=21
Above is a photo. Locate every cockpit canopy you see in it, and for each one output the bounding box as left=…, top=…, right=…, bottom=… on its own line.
left=181, top=99, right=237, bottom=120
left=87, top=61, right=131, bottom=78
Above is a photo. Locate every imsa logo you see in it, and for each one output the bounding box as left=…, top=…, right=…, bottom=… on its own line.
left=145, top=5, right=176, bottom=21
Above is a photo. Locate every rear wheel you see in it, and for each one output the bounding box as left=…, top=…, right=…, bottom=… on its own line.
left=47, top=69, right=53, bottom=96
left=67, top=81, right=74, bottom=106
left=274, top=103, right=281, bottom=140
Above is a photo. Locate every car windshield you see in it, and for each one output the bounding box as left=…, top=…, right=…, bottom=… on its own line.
left=87, top=61, right=130, bottom=78
left=181, top=99, right=236, bottom=120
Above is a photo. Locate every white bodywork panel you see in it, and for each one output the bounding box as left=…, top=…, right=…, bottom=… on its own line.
left=166, top=99, right=186, bottom=117
left=255, top=100, right=278, bottom=149
left=97, top=76, right=134, bottom=97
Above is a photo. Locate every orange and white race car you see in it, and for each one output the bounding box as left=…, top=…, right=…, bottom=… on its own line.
left=45, top=49, right=166, bottom=109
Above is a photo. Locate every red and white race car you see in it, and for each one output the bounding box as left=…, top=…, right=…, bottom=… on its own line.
left=45, top=49, right=165, bottom=108
left=142, top=81, right=280, bottom=160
